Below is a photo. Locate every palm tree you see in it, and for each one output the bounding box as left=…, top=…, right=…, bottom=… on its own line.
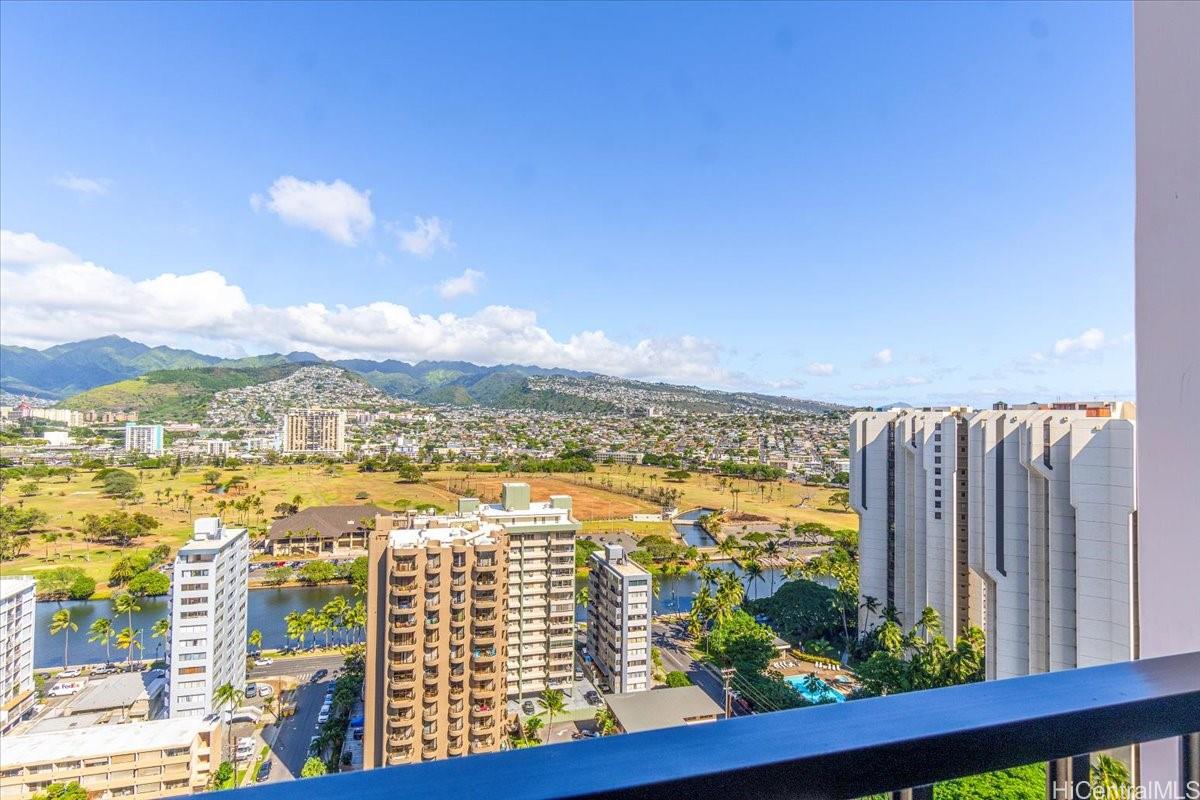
left=116, top=627, right=142, bottom=669
left=112, top=592, right=140, bottom=635
left=537, top=689, right=566, bottom=737
left=1090, top=755, right=1131, bottom=798
left=322, top=597, right=348, bottom=645
left=151, top=617, right=170, bottom=660
left=522, top=714, right=545, bottom=743
left=213, top=682, right=246, bottom=764
left=50, top=608, right=78, bottom=668
left=248, top=628, right=263, bottom=653
left=88, top=617, right=116, bottom=663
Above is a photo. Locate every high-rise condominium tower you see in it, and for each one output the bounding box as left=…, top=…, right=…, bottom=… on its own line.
left=167, top=518, right=249, bottom=718
left=124, top=423, right=164, bottom=454
left=0, top=577, right=36, bottom=734
left=586, top=544, right=652, bottom=693
left=850, top=402, right=1137, bottom=680
left=364, top=511, right=508, bottom=767
left=279, top=408, right=346, bottom=455
left=478, top=483, right=578, bottom=699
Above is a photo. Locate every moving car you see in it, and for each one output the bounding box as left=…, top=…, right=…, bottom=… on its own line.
left=310, top=668, right=329, bottom=683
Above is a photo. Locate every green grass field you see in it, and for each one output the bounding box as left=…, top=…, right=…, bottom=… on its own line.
left=1, top=462, right=855, bottom=595
left=0, top=464, right=459, bottom=594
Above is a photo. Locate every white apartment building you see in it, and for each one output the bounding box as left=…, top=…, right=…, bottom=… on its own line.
left=0, top=577, right=36, bottom=734
left=479, top=484, right=578, bottom=699
left=968, top=404, right=1137, bottom=680
left=850, top=402, right=1137, bottom=681
left=166, top=518, right=249, bottom=718
left=279, top=409, right=345, bottom=455
left=125, top=423, right=165, bottom=454
left=194, top=439, right=230, bottom=457
left=849, top=407, right=981, bottom=642
left=452, top=484, right=579, bottom=699
left=586, top=544, right=651, bottom=693
left=0, top=716, right=222, bottom=800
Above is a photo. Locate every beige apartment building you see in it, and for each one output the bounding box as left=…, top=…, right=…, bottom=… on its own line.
left=0, top=717, right=222, bottom=800
left=279, top=408, right=346, bottom=455
left=363, top=510, right=509, bottom=768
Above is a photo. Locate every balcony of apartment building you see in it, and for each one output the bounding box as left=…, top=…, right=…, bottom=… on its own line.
left=392, top=556, right=417, bottom=573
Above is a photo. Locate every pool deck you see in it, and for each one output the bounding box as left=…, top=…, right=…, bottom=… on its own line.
left=769, top=656, right=858, bottom=699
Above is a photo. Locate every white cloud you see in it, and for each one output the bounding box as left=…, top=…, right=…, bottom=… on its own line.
left=805, top=362, right=835, bottom=376
left=870, top=348, right=893, bottom=367
left=0, top=231, right=79, bottom=265
left=397, top=216, right=454, bottom=257
left=53, top=173, right=111, bottom=195
left=1053, top=327, right=1106, bottom=356
left=438, top=269, right=484, bottom=300
left=251, top=176, right=374, bottom=245
left=0, top=230, right=731, bottom=386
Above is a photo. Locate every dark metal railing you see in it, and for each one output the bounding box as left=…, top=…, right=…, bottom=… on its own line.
left=234, top=652, right=1200, bottom=800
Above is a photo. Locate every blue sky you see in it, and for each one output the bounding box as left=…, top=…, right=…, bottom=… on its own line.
left=0, top=1, right=1134, bottom=406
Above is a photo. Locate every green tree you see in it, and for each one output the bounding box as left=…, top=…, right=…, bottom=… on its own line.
left=537, top=688, right=567, bottom=736
left=35, top=567, right=96, bottom=601
left=300, top=757, right=327, bottom=778
left=151, top=617, right=170, bottom=659
left=49, top=608, right=78, bottom=668
left=213, top=682, right=245, bottom=763
left=522, top=714, right=545, bottom=742
left=828, top=490, right=851, bottom=512
left=116, top=627, right=142, bottom=668
left=1090, top=755, right=1131, bottom=799
left=88, top=617, right=116, bottom=663
left=265, top=565, right=292, bottom=585
left=297, top=560, right=337, bottom=584
left=128, top=570, right=170, bottom=596
left=665, top=670, right=692, bottom=687
left=32, top=783, right=88, bottom=800
left=248, top=628, right=263, bottom=652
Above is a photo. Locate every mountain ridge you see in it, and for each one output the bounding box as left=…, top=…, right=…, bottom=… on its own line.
left=1, top=336, right=846, bottom=416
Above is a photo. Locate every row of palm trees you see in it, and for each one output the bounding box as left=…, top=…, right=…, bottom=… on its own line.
left=282, top=596, right=367, bottom=650
left=48, top=591, right=169, bottom=669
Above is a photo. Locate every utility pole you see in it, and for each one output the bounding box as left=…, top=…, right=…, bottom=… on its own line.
left=721, top=667, right=735, bottom=718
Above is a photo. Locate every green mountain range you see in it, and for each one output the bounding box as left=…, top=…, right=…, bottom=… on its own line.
left=1, top=336, right=843, bottom=418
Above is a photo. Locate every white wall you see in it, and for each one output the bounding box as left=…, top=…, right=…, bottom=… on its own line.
left=1134, top=0, right=1200, bottom=786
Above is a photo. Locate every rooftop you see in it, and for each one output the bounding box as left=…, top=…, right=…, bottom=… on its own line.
left=605, top=686, right=725, bottom=734
left=268, top=504, right=387, bottom=540
left=0, top=576, right=36, bottom=601
left=179, top=517, right=246, bottom=552
left=1, top=716, right=217, bottom=765
left=63, top=671, right=165, bottom=714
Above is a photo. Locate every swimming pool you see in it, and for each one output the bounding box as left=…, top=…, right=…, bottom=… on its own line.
left=784, top=674, right=845, bottom=704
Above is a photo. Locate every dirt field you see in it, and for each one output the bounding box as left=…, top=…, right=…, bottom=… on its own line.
left=423, top=471, right=658, bottom=520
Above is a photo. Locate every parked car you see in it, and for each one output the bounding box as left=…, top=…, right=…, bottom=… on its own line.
left=584, top=690, right=602, bottom=706
left=317, top=710, right=330, bottom=724
left=258, top=684, right=274, bottom=699
left=245, top=684, right=259, bottom=698
left=256, top=760, right=272, bottom=783
left=308, top=736, right=320, bottom=755
left=47, top=681, right=84, bottom=697
left=310, top=668, right=329, bottom=683
left=90, top=664, right=117, bottom=676
left=57, top=668, right=82, bottom=679
left=253, top=657, right=274, bottom=667
left=521, top=700, right=536, bottom=715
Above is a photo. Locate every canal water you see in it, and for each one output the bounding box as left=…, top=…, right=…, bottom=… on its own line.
left=35, top=566, right=787, bottom=668
left=673, top=507, right=719, bottom=547
left=33, top=585, right=356, bottom=668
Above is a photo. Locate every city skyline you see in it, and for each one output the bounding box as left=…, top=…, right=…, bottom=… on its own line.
left=0, top=2, right=1134, bottom=407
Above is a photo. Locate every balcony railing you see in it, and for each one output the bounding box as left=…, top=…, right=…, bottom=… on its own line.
left=231, top=652, right=1198, bottom=800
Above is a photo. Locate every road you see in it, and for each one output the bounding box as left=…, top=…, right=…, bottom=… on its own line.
left=251, top=655, right=341, bottom=783
left=651, top=619, right=733, bottom=713
left=249, top=653, right=344, bottom=681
